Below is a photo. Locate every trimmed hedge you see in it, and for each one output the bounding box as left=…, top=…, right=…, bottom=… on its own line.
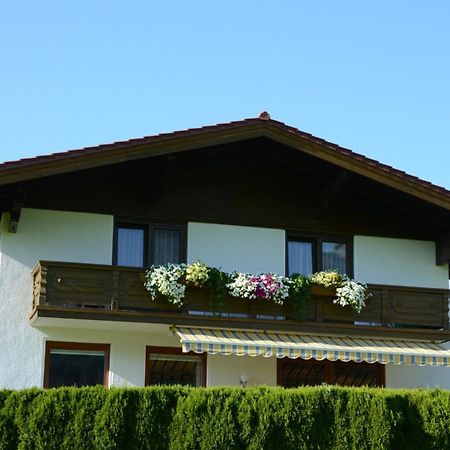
left=1, top=386, right=450, bottom=449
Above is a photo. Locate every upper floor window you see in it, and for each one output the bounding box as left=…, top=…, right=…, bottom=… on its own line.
left=114, top=222, right=186, bottom=268
left=287, top=235, right=353, bottom=276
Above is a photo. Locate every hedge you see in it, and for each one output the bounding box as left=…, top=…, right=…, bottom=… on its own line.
left=1, top=386, right=450, bottom=449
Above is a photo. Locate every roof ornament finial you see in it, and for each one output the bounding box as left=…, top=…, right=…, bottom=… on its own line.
left=259, top=111, right=271, bottom=120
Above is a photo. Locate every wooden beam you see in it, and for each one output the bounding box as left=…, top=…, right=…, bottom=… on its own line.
left=32, top=305, right=450, bottom=342
left=436, top=232, right=450, bottom=265
left=8, top=188, right=25, bottom=233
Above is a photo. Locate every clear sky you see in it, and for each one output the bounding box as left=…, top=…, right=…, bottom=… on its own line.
left=1, top=1, right=449, bottom=189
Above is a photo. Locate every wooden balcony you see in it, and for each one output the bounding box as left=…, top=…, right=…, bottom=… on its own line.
left=31, top=261, right=450, bottom=340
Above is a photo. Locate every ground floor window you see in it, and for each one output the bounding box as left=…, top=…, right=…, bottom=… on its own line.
left=44, top=341, right=110, bottom=388
left=277, top=359, right=384, bottom=387
left=145, top=346, right=206, bottom=387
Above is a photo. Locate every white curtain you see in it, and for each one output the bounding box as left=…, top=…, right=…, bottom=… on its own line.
left=153, top=228, right=180, bottom=265
left=117, top=228, right=145, bottom=267
left=288, top=241, right=313, bottom=275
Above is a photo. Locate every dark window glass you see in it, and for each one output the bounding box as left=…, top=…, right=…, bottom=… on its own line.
left=287, top=241, right=313, bottom=276
left=279, top=359, right=326, bottom=387
left=278, top=359, right=382, bottom=387
left=322, top=242, right=347, bottom=274
left=153, top=228, right=181, bottom=265
left=117, top=227, right=145, bottom=267
left=48, top=350, right=105, bottom=388
left=334, top=362, right=379, bottom=387
left=148, top=354, right=203, bottom=386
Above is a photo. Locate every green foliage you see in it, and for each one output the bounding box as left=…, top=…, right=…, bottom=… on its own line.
left=169, top=388, right=244, bottom=450
left=1, top=386, right=450, bottom=449
left=206, top=267, right=231, bottom=313
left=288, top=274, right=311, bottom=319
left=0, top=387, right=185, bottom=450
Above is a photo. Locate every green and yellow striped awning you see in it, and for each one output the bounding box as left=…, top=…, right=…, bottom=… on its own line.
left=175, top=327, right=450, bottom=367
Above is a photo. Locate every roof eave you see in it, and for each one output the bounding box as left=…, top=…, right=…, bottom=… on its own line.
left=0, top=119, right=449, bottom=211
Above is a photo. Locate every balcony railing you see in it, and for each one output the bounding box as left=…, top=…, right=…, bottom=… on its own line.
left=31, top=261, right=450, bottom=339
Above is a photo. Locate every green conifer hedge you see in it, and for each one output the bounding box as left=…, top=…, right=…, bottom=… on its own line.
left=1, top=386, right=450, bottom=449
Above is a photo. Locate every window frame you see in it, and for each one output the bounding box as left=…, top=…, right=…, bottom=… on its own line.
left=145, top=346, right=207, bottom=387
left=44, top=341, right=110, bottom=388
left=277, top=358, right=385, bottom=387
left=113, top=218, right=187, bottom=268
left=286, top=232, right=354, bottom=277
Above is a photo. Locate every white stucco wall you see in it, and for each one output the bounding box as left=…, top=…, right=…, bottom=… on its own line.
left=37, top=325, right=181, bottom=387
left=0, top=208, right=114, bottom=389
left=1, top=210, right=449, bottom=390
left=207, top=354, right=277, bottom=387
left=354, top=235, right=450, bottom=387
left=33, top=323, right=277, bottom=388
left=385, top=340, right=450, bottom=389
left=354, top=235, right=448, bottom=288
left=187, top=222, right=285, bottom=274
left=0, top=212, right=284, bottom=389
left=0, top=214, right=3, bottom=277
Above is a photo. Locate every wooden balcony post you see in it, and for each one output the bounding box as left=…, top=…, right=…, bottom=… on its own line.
left=442, top=293, right=450, bottom=330
left=381, top=288, right=389, bottom=327
left=111, top=269, right=120, bottom=310
left=315, top=298, right=324, bottom=322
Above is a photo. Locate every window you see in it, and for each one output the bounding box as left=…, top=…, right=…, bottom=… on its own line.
left=145, top=347, right=206, bottom=387
left=287, top=234, right=352, bottom=276
left=116, top=225, right=146, bottom=267
left=44, top=342, right=110, bottom=388
left=277, top=359, right=384, bottom=387
left=114, top=221, right=186, bottom=268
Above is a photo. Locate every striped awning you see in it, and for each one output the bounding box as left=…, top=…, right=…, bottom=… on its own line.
left=175, top=327, right=450, bottom=367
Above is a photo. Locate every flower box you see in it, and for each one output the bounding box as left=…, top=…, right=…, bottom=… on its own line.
left=145, top=263, right=369, bottom=318
left=310, top=285, right=336, bottom=297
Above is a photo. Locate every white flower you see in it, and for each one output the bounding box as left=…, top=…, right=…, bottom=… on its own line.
left=226, top=273, right=257, bottom=299
left=334, top=280, right=368, bottom=313
left=145, top=263, right=186, bottom=307
left=311, top=270, right=369, bottom=313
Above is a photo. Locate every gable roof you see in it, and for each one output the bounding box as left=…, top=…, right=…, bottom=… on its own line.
left=0, top=114, right=449, bottom=210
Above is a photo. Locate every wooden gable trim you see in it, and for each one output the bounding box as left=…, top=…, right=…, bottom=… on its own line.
left=0, top=119, right=448, bottom=211
left=0, top=122, right=266, bottom=187
left=262, top=125, right=450, bottom=211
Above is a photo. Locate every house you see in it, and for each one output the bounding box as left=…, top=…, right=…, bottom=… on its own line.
left=0, top=113, right=449, bottom=390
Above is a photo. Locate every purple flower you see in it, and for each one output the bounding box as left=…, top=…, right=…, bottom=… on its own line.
left=255, top=285, right=268, bottom=298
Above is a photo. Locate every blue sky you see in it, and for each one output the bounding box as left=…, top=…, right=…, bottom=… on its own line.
left=1, top=1, right=449, bottom=189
